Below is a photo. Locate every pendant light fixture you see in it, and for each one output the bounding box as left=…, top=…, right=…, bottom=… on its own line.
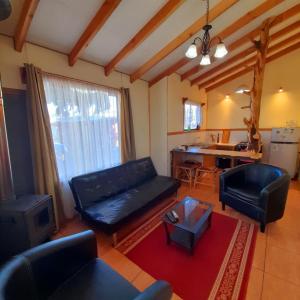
left=185, top=0, right=228, bottom=65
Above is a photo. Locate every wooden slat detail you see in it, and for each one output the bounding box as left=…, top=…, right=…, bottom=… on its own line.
left=14, top=0, right=39, bottom=52
left=181, top=65, right=201, bottom=81
left=206, top=67, right=253, bottom=92
left=198, top=31, right=300, bottom=89
left=205, top=41, right=300, bottom=91
left=198, top=57, right=255, bottom=89
left=69, top=0, right=121, bottom=66
left=129, top=0, right=238, bottom=83
left=192, top=20, right=300, bottom=85
left=229, top=3, right=300, bottom=50
left=192, top=47, right=255, bottom=86
left=149, top=58, right=188, bottom=87
left=104, top=0, right=184, bottom=76
left=184, top=3, right=300, bottom=82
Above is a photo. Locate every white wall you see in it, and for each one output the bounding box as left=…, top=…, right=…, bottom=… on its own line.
left=0, top=35, right=150, bottom=159
left=150, top=73, right=206, bottom=175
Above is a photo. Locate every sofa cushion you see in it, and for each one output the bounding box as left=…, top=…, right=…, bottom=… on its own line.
left=84, top=176, right=178, bottom=225
left=70, top=157, right=157, bottom=209
left=227, top=182, right=262, bottom=206
left=49, top=259, right=139, bottom=300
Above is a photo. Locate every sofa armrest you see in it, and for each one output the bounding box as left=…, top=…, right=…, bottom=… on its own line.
left=133, top=281, right=172, bottom=300
left=21, top=230, right=97, bottom=299
left=260, top=174, right=290, bottom=222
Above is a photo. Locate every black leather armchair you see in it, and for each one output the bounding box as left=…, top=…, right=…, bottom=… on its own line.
left=0, top=230, right=172, bottom=300
left=220, top=163, right=290, bottom=232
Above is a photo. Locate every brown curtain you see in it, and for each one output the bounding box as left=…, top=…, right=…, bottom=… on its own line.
left=25, top=64, right=65, bottom=229
left=120, top=88, right=136, bottom=163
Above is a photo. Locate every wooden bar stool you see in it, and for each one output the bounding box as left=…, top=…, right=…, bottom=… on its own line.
left=175, top=162, right=199, bottom=189
left=194, top=166, right=221, bottom=191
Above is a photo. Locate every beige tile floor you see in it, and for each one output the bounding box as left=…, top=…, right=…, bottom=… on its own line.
left=56, top=180, right=300, bottom=300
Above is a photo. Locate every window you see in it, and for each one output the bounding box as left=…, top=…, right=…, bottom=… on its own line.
left=43, top=74, right=121, bottom=181
left=184, top=100, right=201, bottom=130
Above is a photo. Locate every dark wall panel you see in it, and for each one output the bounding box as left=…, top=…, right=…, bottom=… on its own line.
left=3, top=88, right=35, bottom=196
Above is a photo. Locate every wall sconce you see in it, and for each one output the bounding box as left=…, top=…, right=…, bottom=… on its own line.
left=225, top=94, right=230, bottom=100
left=278, top=87, right=284, bottom=93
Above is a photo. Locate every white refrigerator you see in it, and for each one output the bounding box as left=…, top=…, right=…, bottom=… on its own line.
left=269, top=128, right=300, bottom=178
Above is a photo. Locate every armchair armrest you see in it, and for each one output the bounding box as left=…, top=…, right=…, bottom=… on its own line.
left=21, top=230, right=97, bottom=299
left=133, top=280, right=172, bottom=300
left=260, top=174, right=290, bottom=222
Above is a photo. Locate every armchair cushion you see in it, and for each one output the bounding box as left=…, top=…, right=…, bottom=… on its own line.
left=227, top=182, right=262, bottom=206
left=49, top=259, right=139, bottom=300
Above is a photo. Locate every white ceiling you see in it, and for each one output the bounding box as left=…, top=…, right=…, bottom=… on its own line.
left=0, top=0, right=299, bottom=83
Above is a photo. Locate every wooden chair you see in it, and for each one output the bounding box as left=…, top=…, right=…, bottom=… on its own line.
left=175, top=162, right=199, bottom=189
left=193, top=166, right=220, bottom=190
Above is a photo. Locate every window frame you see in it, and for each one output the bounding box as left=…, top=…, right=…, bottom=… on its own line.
left=183, top=98, right=202, bottom=131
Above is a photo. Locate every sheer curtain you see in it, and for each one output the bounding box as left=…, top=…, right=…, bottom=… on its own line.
left=43, top=74, right=121, bottom=217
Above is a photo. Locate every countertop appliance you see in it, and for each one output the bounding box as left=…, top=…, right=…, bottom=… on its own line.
left=269, top=127, right=300, bottom=178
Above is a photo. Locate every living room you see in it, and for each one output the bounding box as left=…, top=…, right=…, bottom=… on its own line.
left=0, top=0, right=300, bottom=299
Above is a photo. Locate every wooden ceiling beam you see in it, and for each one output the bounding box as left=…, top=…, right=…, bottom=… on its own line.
left=183, top=3, right=300, bottom=82
left=129, top=0, right=238, bottom=83
left=148, top=58, right=188, bottom=87
left=149, top=0, right=284, bottom=85
left=205, top=40, right=300, bottom=92
left=14, top=0, right=39, bottom=52
left=69, top=0, right=121, bottom=66
left=198, top=57, right=255, bottom=90
left=199, top=32, right=300, bottom=89
left=104, top=0, right=184, bottom=76
left=191, top=20, right=300, bottom=85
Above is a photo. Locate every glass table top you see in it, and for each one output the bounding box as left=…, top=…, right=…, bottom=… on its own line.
left=164, top=196, right=212, bottom=233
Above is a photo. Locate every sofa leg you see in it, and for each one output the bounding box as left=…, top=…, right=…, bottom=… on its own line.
left=112, top=233, right=118, bottom=247
left=260, top=223, right=266, bottom=233
left=222, top=202, right=225, bottom=211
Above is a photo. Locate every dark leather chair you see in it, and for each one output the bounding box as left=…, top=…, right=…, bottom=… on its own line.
left=219, top=163, right=290, bottom=232
left=0, top=230, right=172, bottom=300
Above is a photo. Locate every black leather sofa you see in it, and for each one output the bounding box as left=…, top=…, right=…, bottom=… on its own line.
left=69, top=157, right=180, bottom=236
left=0, top=230, right=172, bottom=300
left=220, top=163, right=290, bottom=232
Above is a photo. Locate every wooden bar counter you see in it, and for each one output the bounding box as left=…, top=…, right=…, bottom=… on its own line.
left=170, top=146, right=262, bottom=177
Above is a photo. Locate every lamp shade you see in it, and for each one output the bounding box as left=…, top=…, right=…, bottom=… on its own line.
left=200, top=54, right=211, bottom=65
left=214, top=42, right=228, bottom=58
left=235, top=85, right=250, bottom=94
left=185, top=43, right=197, bottom=59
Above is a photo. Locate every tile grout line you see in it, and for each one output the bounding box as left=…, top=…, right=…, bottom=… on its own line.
left=260, top=228, right=269, bottom=300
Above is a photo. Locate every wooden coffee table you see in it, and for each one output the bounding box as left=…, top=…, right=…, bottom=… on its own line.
left=163, top=196, right=212, bottom=254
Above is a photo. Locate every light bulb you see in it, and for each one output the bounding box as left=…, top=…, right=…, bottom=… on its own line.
left=278, top=87, right=284, bottom=93
left=185, top=43, right=197, bottom=59
left=200, top=54, right=211, bottom=65
left=214, top=42, right=228, bottom=58
left=235, top=85, right=250, bottom=94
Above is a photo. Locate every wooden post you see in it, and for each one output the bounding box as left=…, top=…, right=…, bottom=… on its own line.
left=243, top=18, right=275, bottom=154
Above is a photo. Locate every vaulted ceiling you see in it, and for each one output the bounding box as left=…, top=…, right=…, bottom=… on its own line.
left=0, top=0, right=299, bottom=89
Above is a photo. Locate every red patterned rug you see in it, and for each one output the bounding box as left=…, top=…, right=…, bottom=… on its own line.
left=116, top=202, right=257, bottom=300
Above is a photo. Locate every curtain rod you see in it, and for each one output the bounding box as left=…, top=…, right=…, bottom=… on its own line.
left=42, top=71, right=121, bottom=92
left=20, top=67, right=122, bottom=92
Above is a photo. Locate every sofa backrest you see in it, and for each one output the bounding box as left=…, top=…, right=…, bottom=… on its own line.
left=244, top=163, right=285, bottom=188
left=70, top=157, right=157, bottom=209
